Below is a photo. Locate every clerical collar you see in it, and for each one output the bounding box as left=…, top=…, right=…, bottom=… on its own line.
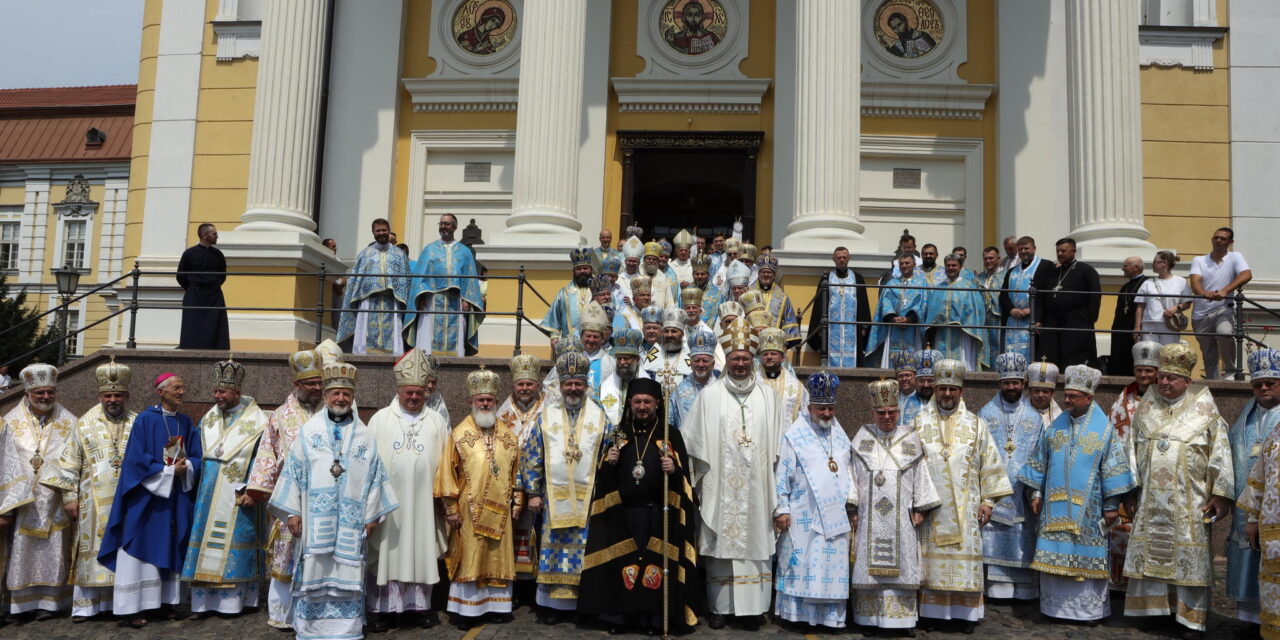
left=629, top=417, right=656, bottom=435
left=160, top=406, right=179, bottom=417
left=1163, top=392, right=1188, bottom=407
left=327, top=409, right=353, bottom=424
left=1060, top=259, right=1076, bottom=269
left=759, top=283, right=772, bottom=291
left=725, top=373, right=755, bottom=396
left=835, top=268, right=849, bottom=278
left=764, top=369, right=781, bottom=380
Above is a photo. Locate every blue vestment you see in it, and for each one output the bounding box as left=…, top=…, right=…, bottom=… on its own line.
left=404, top=239, right=483, bottom=355
left=337, top=243, right=411, bottom=353
left=671, top=372, right=719, bottom=429
left=1003, top=257, right=1041, bottom=360
left=866, top=272, right=928, bottom=361
left=99, top=406, right=203, bottom=573
left=899, top=392, right=923, bottom=428
left=979, top=396, right=1044, bottom=568
left=1018, top=403, right=1135, bottom=579
left=1227, top=399, right=1280, bottom=603
left=924, top=276, right=988, bottom=368
left=541, top=283, right=592, bottom=341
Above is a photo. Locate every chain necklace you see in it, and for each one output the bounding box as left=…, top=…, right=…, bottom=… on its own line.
left=999, top=396, right=1019, bottom=455
left=106, top=410, right=128, bottom=470
left=330, top=416, right=347, bottom=478
left=813, top=420, right=839, bottom=474
left=158, top=405, right=183, bottom=463
left=26, top=406, right=53, bottom=473
left=1052, top=260, right=1078, bottom=292
left=481, top=427, right=500, bottom=476
left=629, top=423, right=659, bottom=484
left=733, top=393, right=753, bottom=447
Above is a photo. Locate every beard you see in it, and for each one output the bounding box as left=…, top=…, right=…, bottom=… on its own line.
left=616, top=362, right=638, bottom=382
left=328, top=405, right=352, bottom=418
left=663, top=336, right=683, bottom=353
left=104, top=405, right=126, bottom=419
left=815, top=416, right=833, bottom=429
left=29, top=399, right=54, bottom=413
left=917, top=386, right=934, bottom=401
left=643, top=262, right=657, bottom=275
left=473, top=408, right=496, bottom=428
left=573, top=272, right=592, bottom=288
left=1000, top=388, right=1022, bottom=404
left=937, top=397, right=957, bottom=412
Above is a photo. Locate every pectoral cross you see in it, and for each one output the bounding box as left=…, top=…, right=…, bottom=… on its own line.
left=29, top=453, right=43, bottom=473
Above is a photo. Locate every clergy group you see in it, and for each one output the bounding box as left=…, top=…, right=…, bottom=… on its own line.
left=1, top=334, right=1278, bottom=640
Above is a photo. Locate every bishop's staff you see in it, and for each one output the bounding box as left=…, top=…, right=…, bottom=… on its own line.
left=662, top=399, right=670, bottom=640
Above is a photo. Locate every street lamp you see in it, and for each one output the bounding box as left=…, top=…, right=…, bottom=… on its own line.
left=51, top=263, right=81, bottom=366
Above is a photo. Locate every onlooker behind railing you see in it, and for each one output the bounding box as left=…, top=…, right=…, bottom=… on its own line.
left=998, top=236, right=1055, bottom=362
left=404, top=213, right=483, bottom=357
left=804, top=246, right=869, bottom=368
left=1107, top=256, right=1148, bottom=375
left=1133, top=251, right=1190, bottom=346
left=336, top=218, right=410, bottom=356
left=177, top=223, right=229, bottom=350
left=1189, top=226, right=1252, bottom=379
left=1036, top=238, right=1101, bottom=369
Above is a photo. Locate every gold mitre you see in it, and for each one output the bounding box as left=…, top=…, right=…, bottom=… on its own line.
left=868, top=379, right=899, bottom=409
left=758, top=327, right=787, bottom=354
left=96, top=355, right=131, bottom=393
left=289, top=349, right=323, bottom=381
left=315, top=338, right=344, bottom=365
left=718, top=317, right=757, bottom=354
left=680, top=286, right=704, bottom=307
left=394, top=348, right=431, bottom=387
left=212, top=357, right=246, bottom=390
left=581, top=301, right=610, bottom=333
left=323, top=361, right=357, bottom=391
left=738, top=289, right=761, bottom=309
left=739, top=243, right=759, bottom=261
left=466, top=365, right=501, bottom=397
left=673, top=228, right=694, bottom=250
left=510, top=354, right=541, bottom=383
left=1158, top=341, right=1198, bottom=378
left=934, top=359, right=966, bottom=388
left=630, top=275, right=652, bottom=294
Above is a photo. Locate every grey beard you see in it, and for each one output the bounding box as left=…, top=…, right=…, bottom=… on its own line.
left=104, top=405, right=126, bottom=419
left=663, top=340, right=683, bottom=354
left=328, top=405, right=352, bottom=418
left=296, top=389, right=320, bottom=411
left=473, top=409, right=496, bottom=429
left=617, top=365, right=637, bottom=382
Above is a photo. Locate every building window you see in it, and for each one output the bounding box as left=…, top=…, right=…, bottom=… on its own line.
left=66, top=311, right=81, bottom=356
left=0, top=221, right=18, bottom=271
left=63, top=220, right=87, bottom=270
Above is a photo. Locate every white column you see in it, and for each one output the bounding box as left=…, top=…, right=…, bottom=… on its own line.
left=498, top=0, right=587, bottom=246
left=1065, top=0, right=1155, bottom=263
left=237, top=0, right=329, bottom=234
left=778, top=0, right=874, bottom=253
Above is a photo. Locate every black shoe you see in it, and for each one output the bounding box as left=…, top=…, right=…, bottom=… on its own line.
left=1180, top=630, right=1204, bottom=640
left=538, top=609, right=563, bottom=625
left=957, top=620, right=977, bottom=634
left=645, top=627, right=659, bottom=636
left=366, top=613, right=390, bottom=633
left=487, top=612, right=513, bottom=624
left=707, top=614, right=726, bottom=629
left=421, top=611, right=442, bottom=628
left=1239, top=623, right=1262, bottom=640
left=739, top=614, right=764, bottom=631
left=609, top=625, right=626, bottom=635
left=453, top=614, right=482, bottom=630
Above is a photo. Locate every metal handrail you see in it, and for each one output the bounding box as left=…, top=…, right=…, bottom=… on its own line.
left=0, top=270, right=133, bottom=340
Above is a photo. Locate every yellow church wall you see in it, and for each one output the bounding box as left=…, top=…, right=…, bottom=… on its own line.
left=0, top=185, right=24, bottom=206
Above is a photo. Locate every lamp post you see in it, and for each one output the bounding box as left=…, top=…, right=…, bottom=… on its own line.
left=51, top=263, right=81, bottom=366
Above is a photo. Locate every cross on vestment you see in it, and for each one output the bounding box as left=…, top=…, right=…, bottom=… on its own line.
left=601, top=395, right=617, bottom=411
left=797, top=513, right=814, bottom=529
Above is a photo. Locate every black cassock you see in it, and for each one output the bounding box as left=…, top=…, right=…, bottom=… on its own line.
left=577, top=421, right=704, bottom=631
left=177, top=243, right=230, bottom=350
left=804, top=269, right=871, bottom=366
left=1037, top=258, right=1101, bottom=368
left=1107, top=274, right=1149, bottom=375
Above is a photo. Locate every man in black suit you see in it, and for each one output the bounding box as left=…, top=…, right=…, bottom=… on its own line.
left=1037, top=238, right=1102, bottom=368
left=1107, top=256, right=1148, bottom=374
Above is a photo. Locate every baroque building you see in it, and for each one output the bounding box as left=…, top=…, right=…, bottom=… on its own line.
left=60, top=0, right=1278, bottom=356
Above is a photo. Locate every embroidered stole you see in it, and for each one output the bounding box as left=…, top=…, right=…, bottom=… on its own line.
left=190, top=400, right=266, bottom=581
left=918, top=403, right=978, bottom=547
left=853, top=426, right=923, bottom=576
left=785, top=422, right=851, bottom=540
left=1040, top=404, right=1111, bottom=535
left=542, top=400, right=607, bottom=530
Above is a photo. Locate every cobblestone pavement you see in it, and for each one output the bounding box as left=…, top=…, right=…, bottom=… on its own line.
left=0, top=588, right=1251, bottom=640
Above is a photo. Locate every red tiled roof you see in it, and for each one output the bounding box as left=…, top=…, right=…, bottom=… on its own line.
left=0, top=115, right=133, bottom=163
left=0, top=85, right=136, bottom=110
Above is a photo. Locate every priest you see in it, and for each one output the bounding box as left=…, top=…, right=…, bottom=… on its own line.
left=337, top=218, right=411, bottom=356
left=1227, top=349, right=1280, bottom=635
left=691, top=254, right=724, bottom=327
left=541, top=248, right=595, bottom=349
left=682, top=318, right=785, bottom=630
left=804, top=246, right=870, bottom=368
left=773, top=372, right=855, bottom=632
left=0, top=364, right=77, bottom=617
left=671, top=330, right=720, bottom=429
left=914, top=359, right=1013, bottom=633
left=1123, top=343, right=1232, bottom=640
left=1107, top=257, right=1149, bottom=375
left=757, top=327, right=808, bottom=425
left=998, top=236, right=1055, bottom=360
left=1026, top=358, right=1064, bottom=430
left=496, top=353, right=545, bottom=587
left=924, top=254, right=989, bottom=371
left=643, top=308, right=691, bottom=419
left=520, top=351, right=613, bottom=623
left=1236, top=349, right=1280, bottom=640
left=1036, top=238, right=1101, bottom=368
left=891, top=351, right=924, bottom=427
left=98, top=373, right=202, bottom=627
left=578, top=378, right=704, bottom=635
left=246, top=349, right=325, bottom=629
left=750, top=254, right=802, bottom=348
left=1020, top=365, right=1135, bottom=622
left=599, top=328, right=644, bottom=425
left=849, top=379, right=940, bottom=633
left=866, top=253, right=929, bottom=367
left=365, top=349, right=450, bottom=630
left=642, top=241, right=681, bottom=309
left=41, top=358, right=139, bottom=620
left=435, top=366, right=523, bottom=628
left=267, top=361, right=398, bottom=640
left=405, top=213, right=484, bottom=356
left=978, top=352, right=1042, bottom=602
left=1106, top=341, right=1160, bottom=590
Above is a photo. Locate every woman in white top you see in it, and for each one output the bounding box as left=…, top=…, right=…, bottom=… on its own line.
left=1133, top=250, right=1192, bottom=344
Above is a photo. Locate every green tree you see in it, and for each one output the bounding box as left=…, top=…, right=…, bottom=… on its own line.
left=0, top=273, right=61, bottom=373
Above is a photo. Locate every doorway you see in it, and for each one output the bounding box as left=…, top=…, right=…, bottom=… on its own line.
left=619, top=131, right=763, bottom=241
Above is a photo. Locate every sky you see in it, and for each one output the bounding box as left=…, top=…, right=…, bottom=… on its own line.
left=0, top=0, right=146, bottom=89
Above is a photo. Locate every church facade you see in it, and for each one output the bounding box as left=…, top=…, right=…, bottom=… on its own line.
left=62, top=0, right=1278, bottom=356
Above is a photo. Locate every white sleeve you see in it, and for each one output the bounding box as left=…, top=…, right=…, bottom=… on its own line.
left=142, top=464, right=176, bottom=498
left=1232, top=252, right=1251, bottom=274
left=180, top=460, right=195, bottom=492
left=1189, top=256, right=1204, bottom=277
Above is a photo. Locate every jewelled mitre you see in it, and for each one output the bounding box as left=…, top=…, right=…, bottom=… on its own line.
left=868, top=379, right=900, bottom=409
left=718, top=300, right=744, bottom=320
left=806, top=371, right=840, bottom=405
left=394, top=348, right=431, bottom=387
left=554, top=334, right=585, bottom=358
left=570, top=247, right=594, bottom=269
left=691, top=254, right=712, bottom=273
left=933, top=359, right=965, bottom=388
left=20, top=363, right=57, bottom=390
left=659, top=240, right=672, bottom=256
left=916, top=347, right=944, bottom=378
left=643, top=242, right=663, bottom=259
left=466, top=365, right=501, bottom=397
left=600, top=255, right=621, bottom=276
left=581, top=301, right=610, bottom=334
left=719, top=317, right=757, bottom=354
left=1063, top=364, right=1102, bottom=395
left=213, top=358, right=246, bottom=390
left=1159, top=341, right=1198, bottom=378
left=688, top=330, right=717, bottom=357
left=639, top=305, right=663, bottom=326
left=1132, top=340, right=1162, bottom=368
left=756, top=253, right=780, bottom=274
left=96, top=356, right=131, bottom=393
left=739, top=244, right=759, bottom=261
left=589, top=274, right=612, bottom=297
left=662, top=306, right=685, bottom=331
left=323, top=361, right=357, bottom=391
left=680, top=286, right=704, bottom=308
left=289, top=349, right=323, bottom=381
left=612, top=328, right=644, bottom=358
left=889, top=350, right=918, bottom=373
left=758, top=327, right=787, bottom=354
left=630, top=276, right=652, bottom=295
left=556, top=350, right=591, bottom=381
left=1248, top=348, right=1280, bottom=380
left=315, top=338, right=345, bottom=365
left=1026, top=358, right=1059, bottom=389
left=509, top=353, right=542, bottom=383
left=673, top=228, right=694, bottom=250
left=995, top=351, right=1028, bottom=380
